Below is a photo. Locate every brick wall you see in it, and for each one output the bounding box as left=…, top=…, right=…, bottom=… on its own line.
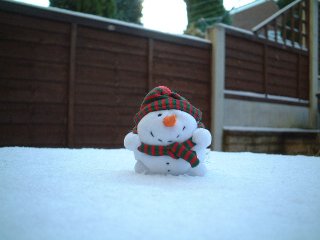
left=223, top=129, right=320, bottom=155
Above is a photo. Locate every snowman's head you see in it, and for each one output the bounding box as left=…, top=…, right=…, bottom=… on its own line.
left=133, top=86, right=204, bottom=145
left=137, top=109, right=197, bottom=145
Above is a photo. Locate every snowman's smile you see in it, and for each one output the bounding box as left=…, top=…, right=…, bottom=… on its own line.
left=150, top=125, right=186, bottom=144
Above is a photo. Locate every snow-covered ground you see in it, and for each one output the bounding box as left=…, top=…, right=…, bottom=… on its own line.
left=0, top=147, right=319, bottom=240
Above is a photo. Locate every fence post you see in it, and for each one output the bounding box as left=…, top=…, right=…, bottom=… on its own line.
left=309, top=0, right=319, bottom=128
left=67, top=23, right=77, bottom=147
left=207, top=24, right=225, bottom=151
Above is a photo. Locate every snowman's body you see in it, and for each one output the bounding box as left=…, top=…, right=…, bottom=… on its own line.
left=124, top=109, right=211, bottom=176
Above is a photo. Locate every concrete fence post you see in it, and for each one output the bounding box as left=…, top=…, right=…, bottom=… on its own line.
left=207, top=25, right=225, bottom=151
left=309, top=0, right=319, bottom=128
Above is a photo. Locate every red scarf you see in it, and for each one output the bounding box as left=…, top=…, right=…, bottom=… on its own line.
left=138, top=138, right=199, bottom=167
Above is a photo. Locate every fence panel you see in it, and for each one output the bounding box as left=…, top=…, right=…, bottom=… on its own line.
left=225, top=33, right=264, bottom=93
left=225, top=29, right=309, bottom=101
left=266, top=46, right=299, bottom=97
left=152, top=40, right=211, bottom=127
left=0, top=1, right=211, bottom=148
left=73, top=26, right=149, bottom=147
left=0, top=10, right=69, bottom=147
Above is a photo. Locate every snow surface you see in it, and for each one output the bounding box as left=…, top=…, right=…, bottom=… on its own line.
left=0, top=147, right=320, bottom=240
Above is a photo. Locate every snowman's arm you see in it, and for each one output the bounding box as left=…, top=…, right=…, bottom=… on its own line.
left=192, top=128, right=212, bottom=148
left=124, top=132, right=141, bottom=151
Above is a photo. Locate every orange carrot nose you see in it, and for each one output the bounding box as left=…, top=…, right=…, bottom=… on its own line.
left=163, top=114, right=177, bottom=127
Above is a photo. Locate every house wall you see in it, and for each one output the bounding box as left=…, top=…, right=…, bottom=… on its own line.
left=230, top=0, right=279, bottom=30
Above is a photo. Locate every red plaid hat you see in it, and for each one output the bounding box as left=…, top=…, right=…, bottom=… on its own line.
left=133, top=86, right=203, bottom=132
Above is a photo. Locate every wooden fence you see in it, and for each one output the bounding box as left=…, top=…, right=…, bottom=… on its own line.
left=225, top=0, right=310, bottom=103
left=224, top=29, right=309, bottom=101
left=0, top=1, right=211, bottom=148
left=0, top=0, right=313, bottom=149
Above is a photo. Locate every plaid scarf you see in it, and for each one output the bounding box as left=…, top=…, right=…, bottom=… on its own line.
left=138, top=138, right=199, bottom=168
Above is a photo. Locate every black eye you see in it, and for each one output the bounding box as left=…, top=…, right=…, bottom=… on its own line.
left=158, top=113, right=162, bottom=117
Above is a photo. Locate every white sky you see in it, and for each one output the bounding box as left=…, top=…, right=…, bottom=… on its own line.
left=14, top=0, right=255, bottom=34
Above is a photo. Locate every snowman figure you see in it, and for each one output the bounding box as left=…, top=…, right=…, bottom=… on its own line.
left=124, top=86, right=212, bottom=176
